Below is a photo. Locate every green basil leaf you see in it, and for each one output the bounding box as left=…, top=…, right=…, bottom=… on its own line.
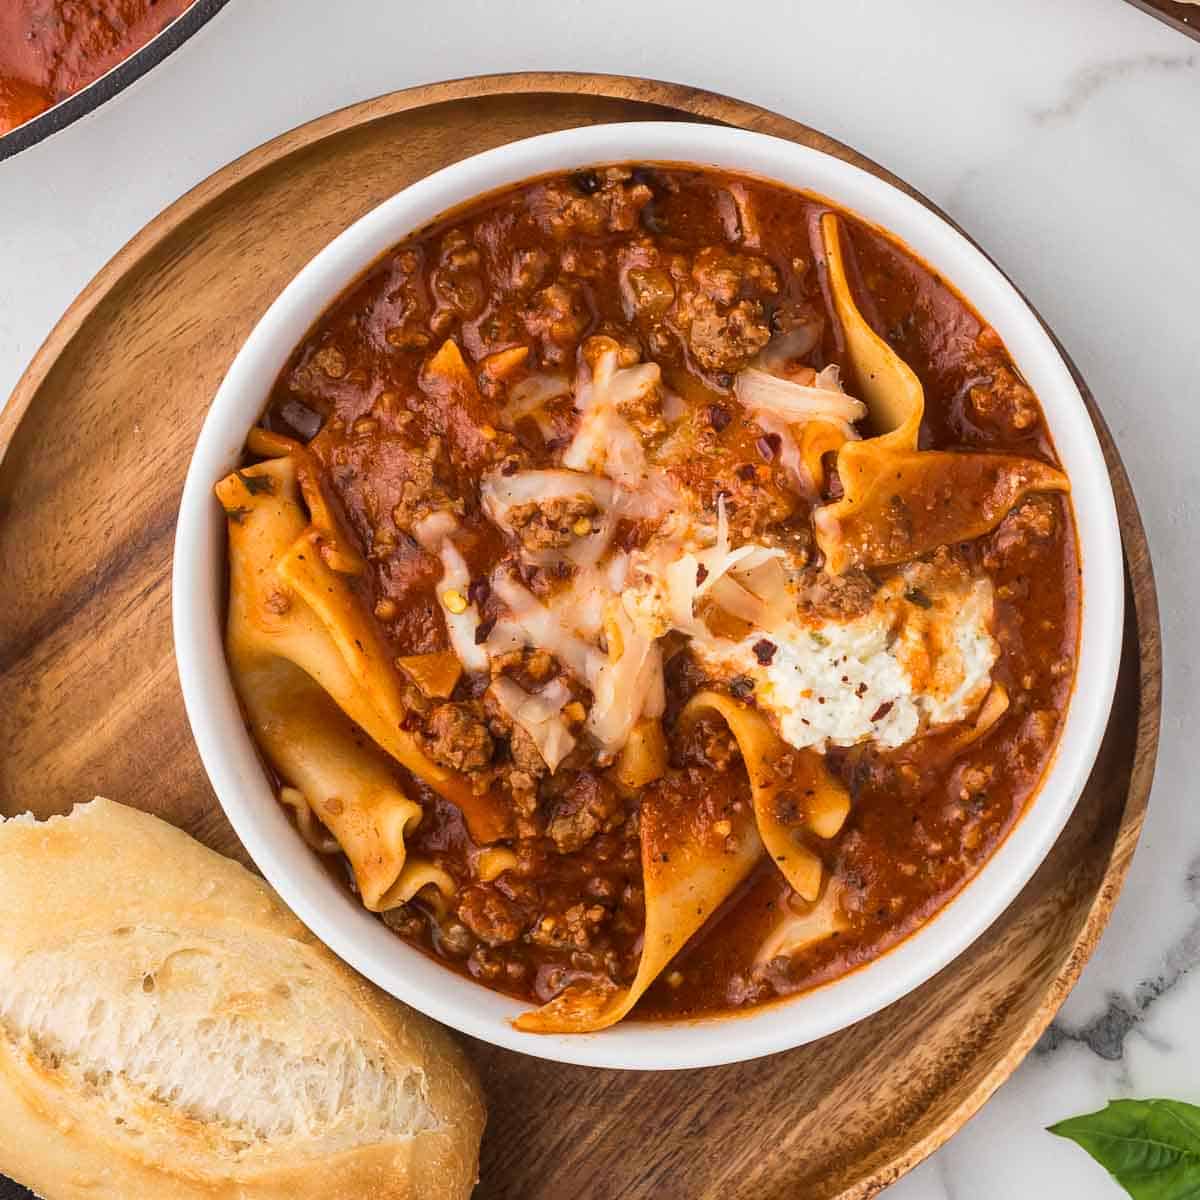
left=1048, top=1098, right=1200, bottom=1199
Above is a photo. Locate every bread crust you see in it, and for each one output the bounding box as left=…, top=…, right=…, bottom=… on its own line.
left=0, top=798, right=485, bottom=1200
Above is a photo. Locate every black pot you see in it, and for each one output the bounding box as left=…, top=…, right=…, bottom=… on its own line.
left=0, top=0, right=233, bottom=162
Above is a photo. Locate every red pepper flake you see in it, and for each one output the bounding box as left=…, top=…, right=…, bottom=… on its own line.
left=871, top=701, right=895, bottom=722
left=707, top=404, right=732, bottom=432
left=855, top=682, right=868, bottom=698
left=696, top=563, right=709, bottom=584
left=823, top=453, right=844, bottom=501
left=752, top=639, right=777, bottom=665
left=756, top=433, right=782, bottom=461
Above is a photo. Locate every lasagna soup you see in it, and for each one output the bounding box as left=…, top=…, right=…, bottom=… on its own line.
left=217, top=165, right=1078, bottom=1031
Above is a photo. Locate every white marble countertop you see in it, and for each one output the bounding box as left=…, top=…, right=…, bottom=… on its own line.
left=1, top=0, right=1196, bottom=1195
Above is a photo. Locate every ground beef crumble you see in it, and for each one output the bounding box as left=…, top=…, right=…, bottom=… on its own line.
left=545, top=772, right=625, bottom=854
left=505, top=494, right=600, bottom=551
left=425, top=703, right=494, bottom=774
left=529, top=167, right=653, bottom=240
left=983, top=495, right=1059, bottom=571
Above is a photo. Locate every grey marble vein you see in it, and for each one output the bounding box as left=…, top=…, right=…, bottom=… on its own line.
left=1037, top=854, right=1200, bottom=1061
left=1030, top=53, right=1196, bottom=123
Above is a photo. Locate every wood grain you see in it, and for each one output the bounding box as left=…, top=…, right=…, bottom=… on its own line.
left=0, top=74, right=1161, bottom=1200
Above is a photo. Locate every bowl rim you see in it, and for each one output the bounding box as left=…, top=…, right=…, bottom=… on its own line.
left=172, top=120, right=1124, bottom=1071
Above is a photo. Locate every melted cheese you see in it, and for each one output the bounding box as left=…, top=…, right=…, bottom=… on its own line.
left=443, top=337, right=1008, bottom=764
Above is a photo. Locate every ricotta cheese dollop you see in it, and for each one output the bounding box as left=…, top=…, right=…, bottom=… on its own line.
left=690, top=568, right=998, bottom=753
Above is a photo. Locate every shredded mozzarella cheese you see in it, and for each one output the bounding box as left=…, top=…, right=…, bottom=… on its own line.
left=438, top=541, right=488, bottom=674
left=453, top=342, right=1000, bottom=765
left=490, top=676, right=577, bottom=773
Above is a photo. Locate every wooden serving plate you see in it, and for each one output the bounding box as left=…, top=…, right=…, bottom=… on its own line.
left=0, top=74, right=1160, bottom=1199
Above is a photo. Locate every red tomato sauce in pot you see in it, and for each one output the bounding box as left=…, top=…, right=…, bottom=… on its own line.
left=0, top=0, right=196, bottom=134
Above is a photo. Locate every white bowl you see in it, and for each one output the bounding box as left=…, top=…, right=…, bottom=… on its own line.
left=173, top=122, right=1124, bottom=1070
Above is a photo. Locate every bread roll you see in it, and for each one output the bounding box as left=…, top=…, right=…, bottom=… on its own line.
left=0, top=798, right=485, bottom=1200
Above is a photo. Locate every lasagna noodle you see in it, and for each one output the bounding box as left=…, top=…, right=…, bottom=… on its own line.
left=221, top=455, right=511, bottom=845
left=514, top=694, right=851, bottom=1032
left=247, top=426, right=367, bottom=576
left=220, top=458, right=426, bottom=909
left=754, top=881, right=848, bottom=966
left=816, top=213, right=1068, bottom=573
left=234, top=654, right=426, bottom=911
left=681, top=692, right=849, bottom=902
left=898, top=680, right=1010, bottom=765
left=820, top=211, right=923, bottom=451
left=274, top=535, right=508, bottom=839
left=392, top=860, right=458, bottom=916
left=818, top=446, right=1069, bottom=573
left=474, top=847, right=519, bottom=883
left=614, top=718, right=668, bottom=790
left=218, top=456, right=499, bottom=910
left=798, top=419, right=852, bottom=493
left=514, top=790, right=763, bottom=1034
left=278, top=786, right=340, bottom=855
left=396, top=651, right=463, bottom=700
